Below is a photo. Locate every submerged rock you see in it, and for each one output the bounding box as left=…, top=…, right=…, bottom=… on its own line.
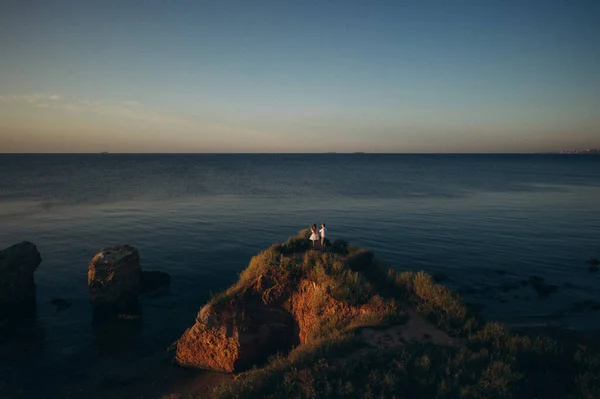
left=0, top=241, right=42, bottom=316
left=140, top=271, right=171, bottom=297
left=50, top=297, right=72, bottom=311
left=586, top=257, right=599, bottom=266
left=522, top=276, right=558, bottom=297
left=499, top=281, right=520, bottom=293
left=569, top=300, right=600, bottom=312
left=88, top=245, right=141, bottom=313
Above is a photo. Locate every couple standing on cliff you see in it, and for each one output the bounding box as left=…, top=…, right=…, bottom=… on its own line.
left=309, top=223, right=327, bottom=250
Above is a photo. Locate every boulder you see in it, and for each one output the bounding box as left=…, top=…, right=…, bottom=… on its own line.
left=0, top=241, right=42, bottom=315
left=174, top=299, right=298, bottom=372
left=88, top=245, right=141, bottom=313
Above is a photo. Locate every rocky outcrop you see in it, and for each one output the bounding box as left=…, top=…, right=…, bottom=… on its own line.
left=174, top=278, right=389, bottom=372
left=0, top=241, right=42, bottom=316
left=175, top=299, right=298, bottom=372
left=88, top=245, right=141, bottom=313
left=173, top=241, right=404, bottom=373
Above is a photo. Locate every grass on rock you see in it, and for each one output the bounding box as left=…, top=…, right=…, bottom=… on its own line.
left=202, top=230, right=600, bottom=399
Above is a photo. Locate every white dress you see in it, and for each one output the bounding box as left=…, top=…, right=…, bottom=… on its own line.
left=309, top=231, right=319, bottom=241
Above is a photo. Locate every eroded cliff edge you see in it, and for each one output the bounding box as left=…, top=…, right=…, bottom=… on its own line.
left=174, top=230, right=461, bottom=372
left=171, top=231, right=600, bottom=399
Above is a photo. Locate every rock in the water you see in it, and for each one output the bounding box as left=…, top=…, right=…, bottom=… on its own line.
left=0, top=241, right=42, bottom=316
left=499, top=281, right=520, bottom=293
left=140, top=271, right=171, bottom=297
left=569, top=300, right=600, bottom=312
left=175, top=299, right=298, bottom=372
left=88, top=245, right=141, bottom=313
left=586, top=257, right=599, bottom=266
left=51, top=297, right=72, bottom=311
left=530, top=277, right=558, bottom=297
left=586, top=259, right=598, bottom=273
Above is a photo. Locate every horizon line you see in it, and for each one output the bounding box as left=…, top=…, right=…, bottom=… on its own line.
left=0, top=151, right=590, bottom=155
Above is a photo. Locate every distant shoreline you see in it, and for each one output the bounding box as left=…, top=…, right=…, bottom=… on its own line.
left=2, top=152, right=600, bottom=155
left=556, top=149, right=600, bottom=154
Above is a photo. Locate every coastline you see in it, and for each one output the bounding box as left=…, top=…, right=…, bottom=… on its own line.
left=4, top=232, right=598, bottom=398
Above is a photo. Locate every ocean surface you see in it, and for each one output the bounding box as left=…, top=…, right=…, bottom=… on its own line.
left=1, top=154, right=600, bottom=397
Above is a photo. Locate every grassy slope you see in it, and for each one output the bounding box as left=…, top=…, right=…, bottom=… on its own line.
left=205, top=231, right=600, bottom=399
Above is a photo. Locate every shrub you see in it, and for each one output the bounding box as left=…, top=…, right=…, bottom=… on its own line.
left=280, top=229, right=311, bottom=254
left=331, top=239, right=348, bottom=254
left=390, top=270, right=475, bottom=336
left=205, top=237, right=600, bottom=399
left=346, top=249, right=374, bottom=271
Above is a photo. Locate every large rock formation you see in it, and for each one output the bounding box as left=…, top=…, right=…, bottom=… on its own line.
left=88, top=245, right=141, bottom=313
left=0, top=241, right=42, bottom=316
left=174, top=246, right=396, bottom=372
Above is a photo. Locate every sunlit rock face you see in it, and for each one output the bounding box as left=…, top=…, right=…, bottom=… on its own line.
left=175, top=298, right=299, bottom=372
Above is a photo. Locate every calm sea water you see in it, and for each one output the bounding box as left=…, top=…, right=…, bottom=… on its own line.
left=1, top=154, right=600, bottom=397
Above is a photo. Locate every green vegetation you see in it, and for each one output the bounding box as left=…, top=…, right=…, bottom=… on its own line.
left=208, top=229, right=406, bottom=347
left=204, top=231, right=600, bottom=399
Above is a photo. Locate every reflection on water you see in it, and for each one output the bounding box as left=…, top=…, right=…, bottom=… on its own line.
left=0, top=313, right=47, bottom=361
left=91, top=310, right=144, bottom=355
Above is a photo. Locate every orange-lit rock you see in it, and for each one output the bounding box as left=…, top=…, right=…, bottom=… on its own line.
left=88, top=245, right=141, bottom=312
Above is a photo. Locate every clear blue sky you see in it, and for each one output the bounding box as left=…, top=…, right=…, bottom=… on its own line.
left=1, top=0, right=599, bottom=153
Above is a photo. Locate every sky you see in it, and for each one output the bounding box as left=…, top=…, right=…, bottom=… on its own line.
left=1, top=0, right=599, bottom=153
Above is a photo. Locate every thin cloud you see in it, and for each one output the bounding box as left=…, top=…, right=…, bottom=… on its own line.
left=0, top=92, right=285, bottom=145
left=0, top=93, right=61, bottom=103
left=0, top=93, right=185, bottom=127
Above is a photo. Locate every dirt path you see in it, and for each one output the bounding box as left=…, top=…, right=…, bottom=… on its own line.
left=359, top=306, right=463, bottom=349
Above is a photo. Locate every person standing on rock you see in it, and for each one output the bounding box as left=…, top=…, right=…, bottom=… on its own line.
left=309, top=224, right=320, bottom=249
left=319, top=223, right=327, bottom=250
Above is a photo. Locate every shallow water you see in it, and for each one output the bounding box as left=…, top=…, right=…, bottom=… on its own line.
left=1, top=154, right=599, bottom=397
